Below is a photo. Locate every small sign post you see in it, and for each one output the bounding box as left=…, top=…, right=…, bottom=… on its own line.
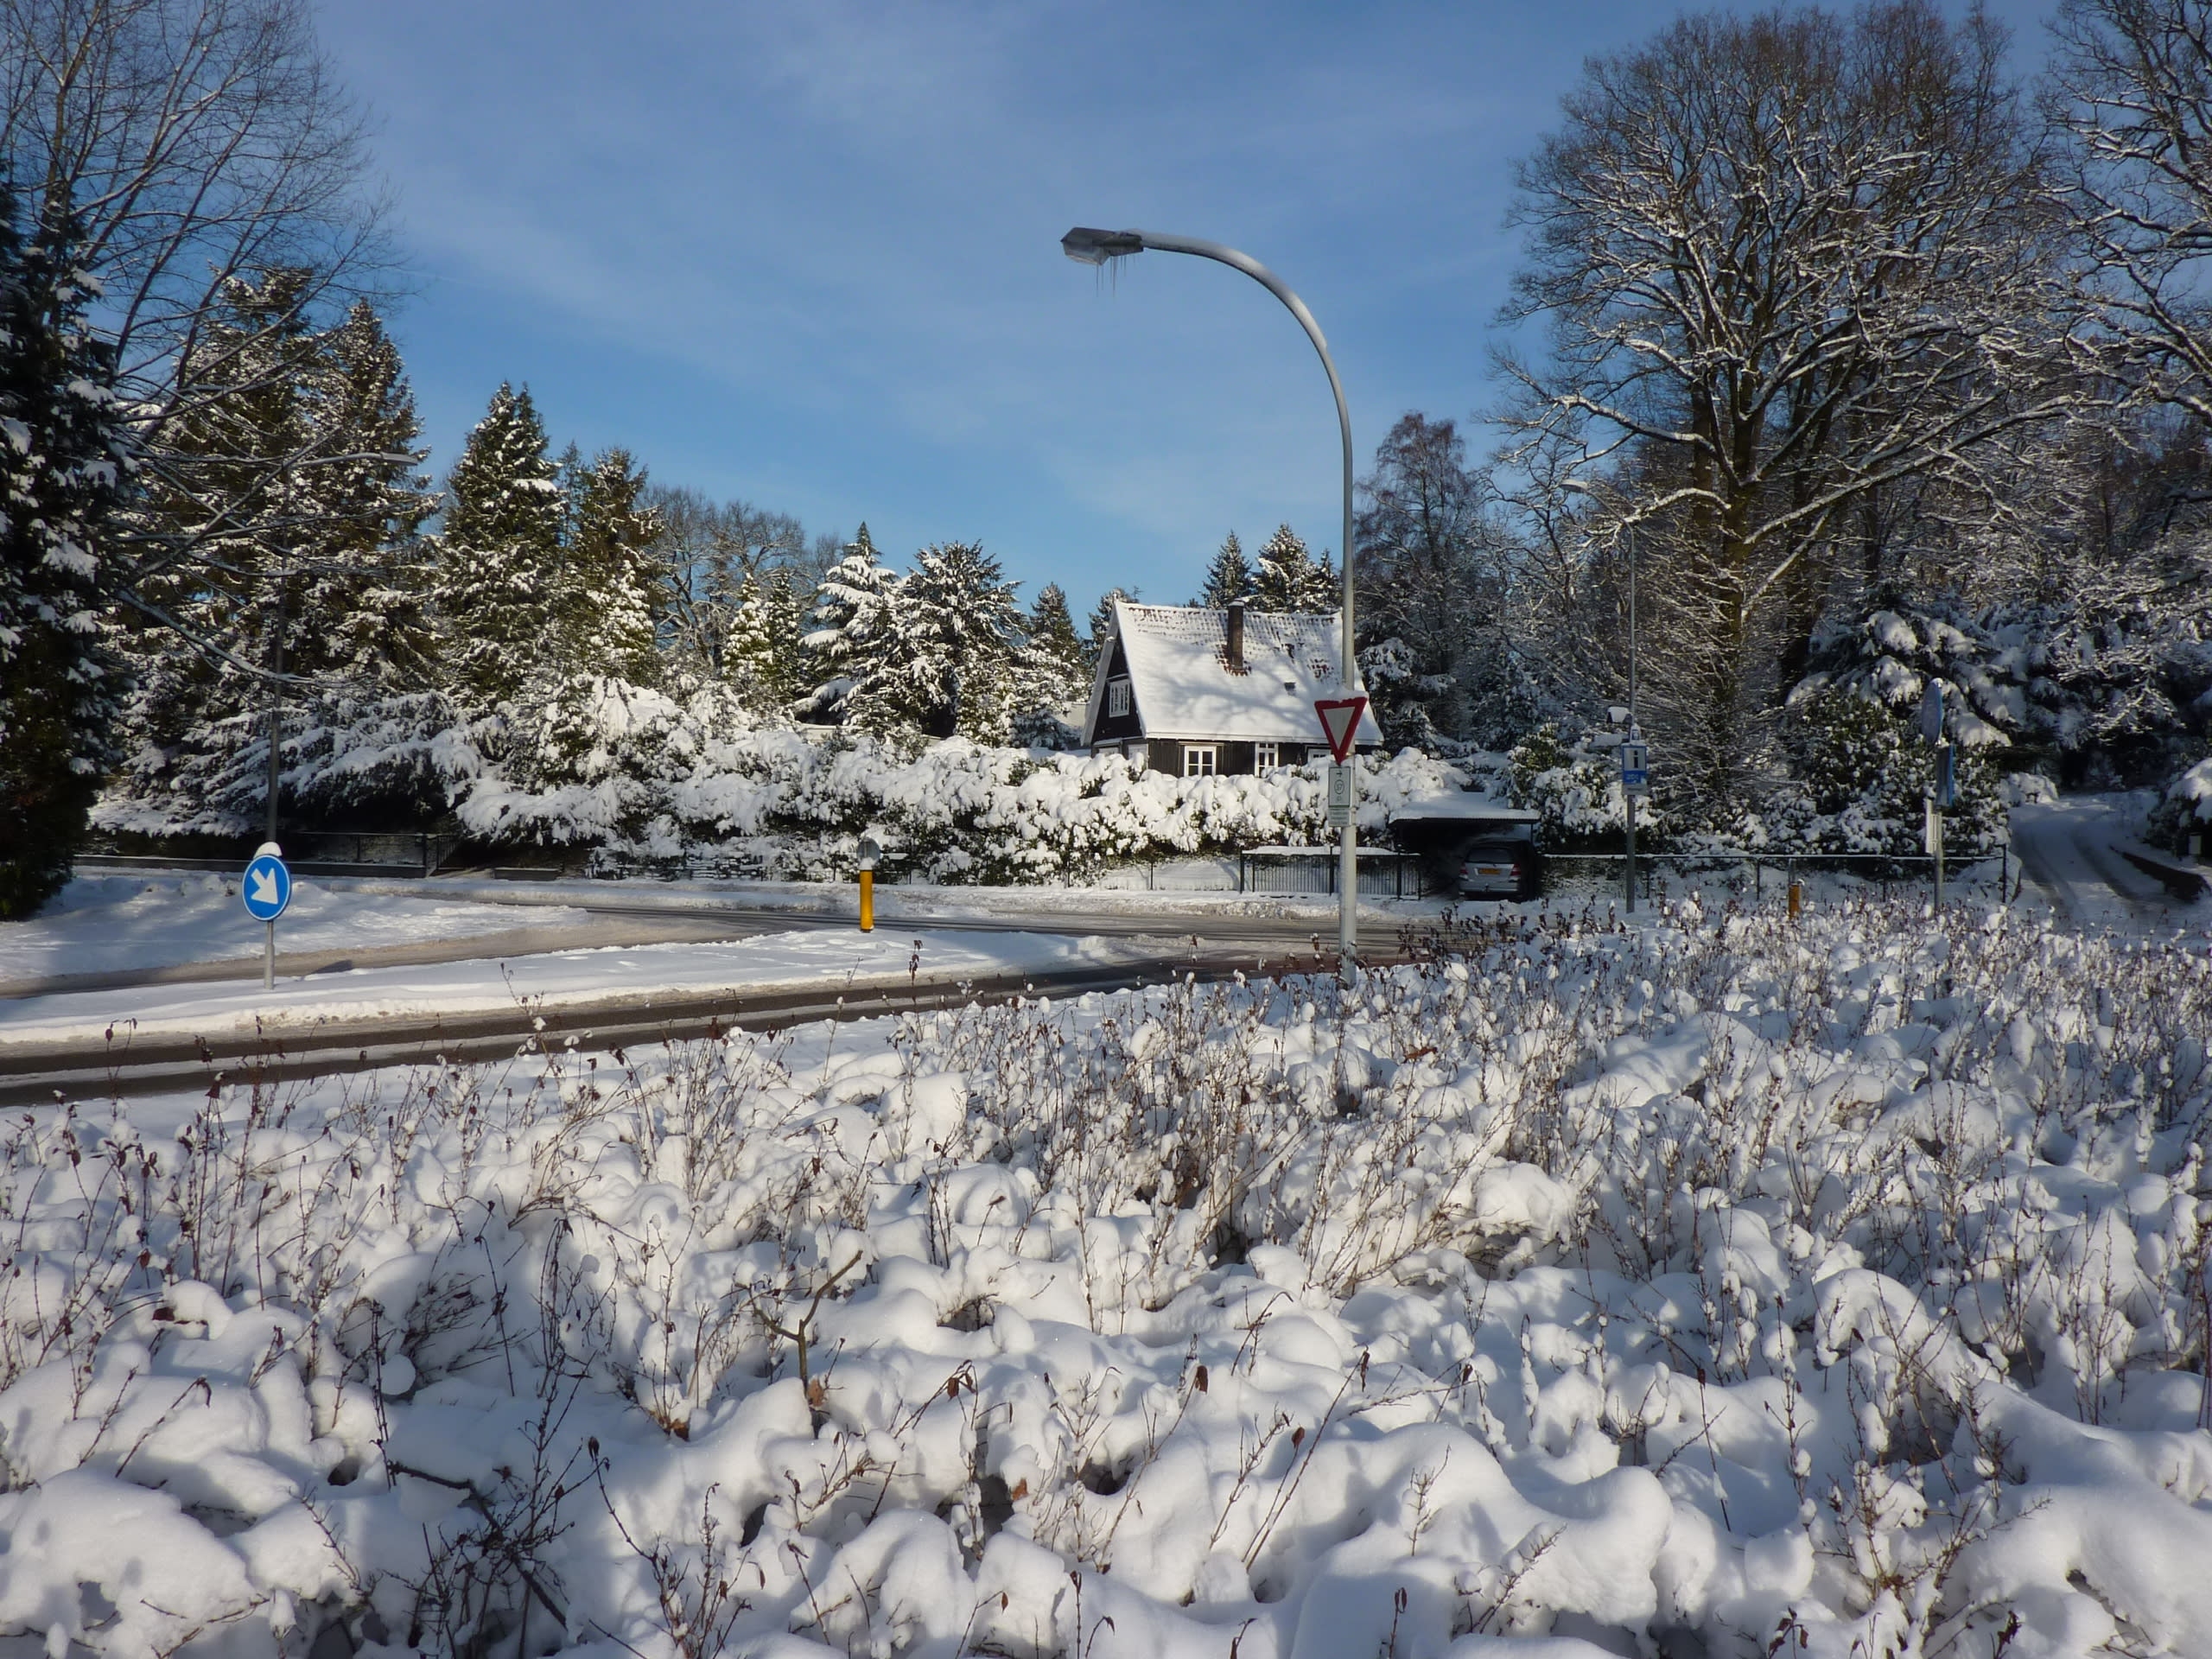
left=856, top=836, right=880, bottom=933
left=1313, top=696, right=1369, bottom=969
left=1326, top=763, right=1354, bottom=828
left=1921, top=683, right=1949, bottom=910
left=1619, top=739, right=1649, bottom=914
left=240, top=842, right=291, bottom=988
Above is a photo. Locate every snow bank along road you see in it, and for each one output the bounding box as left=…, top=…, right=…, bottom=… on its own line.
left=9, top=899, right=2212, bottom=1659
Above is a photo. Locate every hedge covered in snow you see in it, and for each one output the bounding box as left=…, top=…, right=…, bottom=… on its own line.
left=96, top=679, right=1476, bottom=882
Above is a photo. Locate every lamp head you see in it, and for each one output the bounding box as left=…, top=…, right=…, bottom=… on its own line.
left=1061, top=226, right=1144, bottom=265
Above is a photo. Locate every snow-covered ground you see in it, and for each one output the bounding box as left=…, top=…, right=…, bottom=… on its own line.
left=6, top=896, right=2211, bottom=1658
left=0, top=927, right=1137, bottom=1048
left=0, top=872, right=591, bottom=982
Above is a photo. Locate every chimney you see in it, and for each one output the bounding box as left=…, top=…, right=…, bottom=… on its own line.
left=1225, top=603, right=1245, bottom=673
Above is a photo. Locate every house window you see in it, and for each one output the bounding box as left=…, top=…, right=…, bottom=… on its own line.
left=1107, top=678, right=1132, bottom=718
left=1183, top=745, right=1219, bottom=778
left=1254, top=741, right=1281, bottom=770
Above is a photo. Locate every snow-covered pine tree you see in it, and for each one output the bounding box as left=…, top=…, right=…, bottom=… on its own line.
left=0, top=191, right=133, bottom=915
left=113, top=269, right=325, bottom=798
left=429, top=384, right=564, bottom=711
left=1084, top=586, right=1135, bottom=674
left=850, top=540, right=1024, bottom=742
left=798, top=524, right=901, bottom=723
left=1009, top=581, right=1090, bottom=746
left=1251, top=524, right=1337, bottom=613
left=292, top=300, right=437, bottom=695
left=1198, top=531, right=1251, bottom=607
left=722, top=565, right=809, bottom=711
left=560, top=448, right=662, bottom=684
left=105, top=274, right=439, bottom=835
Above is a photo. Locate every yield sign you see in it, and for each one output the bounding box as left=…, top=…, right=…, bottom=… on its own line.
left=1313, top=695, right=1368, bottom=764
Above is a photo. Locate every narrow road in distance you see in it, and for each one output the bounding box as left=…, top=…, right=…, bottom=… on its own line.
left=2009, top=799, right=2206, bottom=925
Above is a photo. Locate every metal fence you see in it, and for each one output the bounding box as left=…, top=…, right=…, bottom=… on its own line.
left=1238, top=848, right=1439, bottom=899
left=79, top=828, right=461, bottom=878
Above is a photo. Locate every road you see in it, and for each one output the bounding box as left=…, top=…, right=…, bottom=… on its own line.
left=2008, top=799, right=2208, bottom=923
left=0, top=932, right=1378, bottom=1109
left=1, top=882, right=1377, bottom=1000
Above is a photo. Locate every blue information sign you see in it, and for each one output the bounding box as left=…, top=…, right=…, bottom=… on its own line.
left=1620, top=741, right=1650, bottom=794
left=242, top=853, right=292, bottom=921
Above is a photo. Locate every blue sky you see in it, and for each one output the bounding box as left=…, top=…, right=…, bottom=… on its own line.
left=315, top=0, right=2056, bottom=612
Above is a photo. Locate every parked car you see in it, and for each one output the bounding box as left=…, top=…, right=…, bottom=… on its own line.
left=1457, top=836, right=1540, bottom=901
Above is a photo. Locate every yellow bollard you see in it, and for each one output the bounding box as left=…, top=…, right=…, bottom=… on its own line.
left=859, top=868, right=874, bottom=932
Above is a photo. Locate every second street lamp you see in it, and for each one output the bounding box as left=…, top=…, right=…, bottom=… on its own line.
left=1060, top=226, right=1362, bottom=977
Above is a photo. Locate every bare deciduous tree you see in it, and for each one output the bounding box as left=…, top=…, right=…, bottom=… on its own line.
left=2048, top=0, right=2212, bottom=423
left=2, top=0, right=392, bottom=604
left=1500, top=1, right=2084, bottom=795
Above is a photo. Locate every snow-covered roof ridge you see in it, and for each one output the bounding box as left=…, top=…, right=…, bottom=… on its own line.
left=1098, top=601, right=1385, bottom=746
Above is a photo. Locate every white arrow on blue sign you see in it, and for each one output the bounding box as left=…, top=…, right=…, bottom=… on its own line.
left=241, top=853, right=292, bottom=921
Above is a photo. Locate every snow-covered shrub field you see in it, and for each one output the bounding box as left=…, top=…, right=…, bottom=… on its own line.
left=5, top=899, right=2212, bottom=1658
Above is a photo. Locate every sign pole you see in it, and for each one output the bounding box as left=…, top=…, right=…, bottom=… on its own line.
left=1624, top=789, right=1637, bottom=915
left=1314, top=696, right=1370, bottom=978
left=242, top=841, right=290, bottom=990
left=1618, top=736, right=1650, bottom=914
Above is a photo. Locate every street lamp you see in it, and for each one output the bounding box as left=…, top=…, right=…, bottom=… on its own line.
left=1060, top=226, right=1361, bottom=976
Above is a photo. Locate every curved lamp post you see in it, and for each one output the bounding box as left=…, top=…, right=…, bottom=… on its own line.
left=1060, top=226, right=1360, bottom=976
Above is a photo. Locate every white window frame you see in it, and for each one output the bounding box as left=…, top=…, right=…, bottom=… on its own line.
left=1253, top=741, right=1281, bottom=771
left=1106, top=677, right=1132, bottom=718
left=1183, top=744, right=1219, bottom=778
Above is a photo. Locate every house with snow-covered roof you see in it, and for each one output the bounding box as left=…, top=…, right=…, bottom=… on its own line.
left=1083, top=600, right=1383, bottom=776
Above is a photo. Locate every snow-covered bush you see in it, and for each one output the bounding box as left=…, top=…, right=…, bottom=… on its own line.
left=1504, top=721, right=1661, bottom=846
left=6, top=900, right=2212, bottom=1656
left=1758, top=685, right=2007, bottom=855
left=2150, top=753, right=2212, bottom=853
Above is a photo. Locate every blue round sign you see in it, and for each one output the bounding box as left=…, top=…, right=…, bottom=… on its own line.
left=241, top=853, right=292, bottom=921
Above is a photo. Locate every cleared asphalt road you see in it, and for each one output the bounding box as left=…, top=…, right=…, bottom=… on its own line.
left=2, top=882, right=1384, bottom=1000
left=0, top=933, right=1377, bottom=1108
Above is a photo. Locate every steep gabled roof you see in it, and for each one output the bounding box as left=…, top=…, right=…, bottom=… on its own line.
left=1084, top=601, right=1385, bottom=745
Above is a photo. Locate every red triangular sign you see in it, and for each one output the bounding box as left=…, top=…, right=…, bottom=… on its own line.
left=1313, top=696, right=1368, bottom=763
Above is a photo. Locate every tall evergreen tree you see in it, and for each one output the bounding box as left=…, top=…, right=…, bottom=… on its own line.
left=1010, top=581, right=1090, bottom=745
left=1198, top=531, right=1252, bottom=607
left=722, top=565, right=809, bottom=710
left=1084, top=586, right=1136, bottom=674
left=295, top=300, right=437, bottom=692
left=799, top=524, right=900, bottom=722
left=1251, top=524, right=1337, bottom=613
left=0, top=191, right=132, bottom=914
left=562, top=447, right=662, bottom=684
left=849, top=541, right=1024, bottom=741
left=105, top=275, right=436, bottom=832
left=430, top=384, right=563, bottom=710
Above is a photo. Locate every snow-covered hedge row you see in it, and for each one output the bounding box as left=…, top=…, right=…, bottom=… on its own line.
left=98, top=677, right=1475, bottom=881
left=7, top=901, right=2211, bottom=1657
